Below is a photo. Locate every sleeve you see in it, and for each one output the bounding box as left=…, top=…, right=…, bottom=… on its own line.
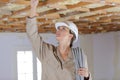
left=26, top=17, right=48, bottom=61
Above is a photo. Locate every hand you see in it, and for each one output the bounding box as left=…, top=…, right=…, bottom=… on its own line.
left=78, top=68, right=89, bottom=78
left=30, top=0, right=39, bottom=17
left=30, top=0, right=39, bottom=9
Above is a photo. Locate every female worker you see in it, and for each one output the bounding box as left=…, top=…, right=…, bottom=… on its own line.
left=26, top=0, right=91, bottom=80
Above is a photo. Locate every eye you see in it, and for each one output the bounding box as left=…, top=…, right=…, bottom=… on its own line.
left=58, top=26, right=65, bottom=30
left=62, top=27, right=66, bottom=30
left=58, top=26, right=69, bottom=32
left=58, top=27, right=60, bottom=30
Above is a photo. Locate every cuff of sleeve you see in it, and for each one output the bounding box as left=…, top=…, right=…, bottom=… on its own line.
left=27, top=16, right=37, bottom=19
left=84, top=73, right=90, bottom=80
left=84, top=77, right=89, bottom=80
left=26, top=16, right=37, bottom=24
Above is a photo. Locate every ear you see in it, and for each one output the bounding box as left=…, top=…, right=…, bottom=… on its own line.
left=69, top=34, right=73, bottom=39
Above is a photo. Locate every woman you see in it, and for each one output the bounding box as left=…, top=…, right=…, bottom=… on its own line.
left=26, top=0, right=91, bottom=80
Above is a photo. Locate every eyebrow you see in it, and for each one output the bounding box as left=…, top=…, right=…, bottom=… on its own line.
left=58, top=26, right=69, bottom=29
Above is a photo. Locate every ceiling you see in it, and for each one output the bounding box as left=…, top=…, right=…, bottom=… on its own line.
left=0, top=0, right=120, bottom=34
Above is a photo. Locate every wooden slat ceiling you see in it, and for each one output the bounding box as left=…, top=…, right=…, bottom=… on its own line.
left=0, top=0, right=120, bottom=34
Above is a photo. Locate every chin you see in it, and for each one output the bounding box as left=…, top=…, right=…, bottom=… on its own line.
left=56, top=37, right=60, bottom=42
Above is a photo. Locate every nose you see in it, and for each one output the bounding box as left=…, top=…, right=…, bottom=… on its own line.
left=56, top=30, right=60, bottom=35
left=56, top=29, right=61, bottom=33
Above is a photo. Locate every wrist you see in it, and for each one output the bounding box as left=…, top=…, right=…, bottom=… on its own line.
left=29, top=14, right=37, bottom=18
left=29, top=11, right=37, bottom=18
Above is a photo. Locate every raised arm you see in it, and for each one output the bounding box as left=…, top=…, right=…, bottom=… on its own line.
left=29, top=0, right=38, bottom=18
left=26, top=0, right=46, bottom=61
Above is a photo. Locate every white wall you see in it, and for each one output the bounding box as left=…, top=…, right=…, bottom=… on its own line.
left=93, top=33, right=115, bottom=80
left=0, top=32, right=120, bottom=80
left=0, top=33, right=32, bottom=80
left=80, top=32, right=120, bottom=80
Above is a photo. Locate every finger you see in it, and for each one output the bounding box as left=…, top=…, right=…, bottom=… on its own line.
left=78, top=68, right=88, bottom=72
left=31, top=0, right=39, bottom=6
left=77, top=68, right=89, bottom=77
left=78, top=71, right=85, bottom=76
left=78, top=70, right=85, bottom=74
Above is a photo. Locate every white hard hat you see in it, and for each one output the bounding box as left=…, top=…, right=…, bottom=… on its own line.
left=55, top=21, right=78, bottom=43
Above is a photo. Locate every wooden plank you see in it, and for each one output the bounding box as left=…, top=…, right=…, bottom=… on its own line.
left=59, top=7, right=89, bottom=15
left=90, top=5, right=114, bottom=11
left=55, top=6, right=120, bottom=22
left=105, top=0, right=120, bottom=3
left=0, top=0, right=65, bottom=20
left=67, top=1, right=91, bottom=9
left=38, top=9, right=58, bottom=16
left=42, top=13, right=60, bottom=19
left=14, top=0, right=29, bottom=4
left=98, top=18, right=112, bottom=23
left=0, top=0, right=9, bottom=3
left=15, top=0, right=64, bottom=5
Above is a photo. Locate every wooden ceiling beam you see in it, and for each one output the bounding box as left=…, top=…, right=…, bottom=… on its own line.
left=0, top=0, right=65, bottom=20
left=66, top=1, right=91, bottom=9
left=41, top=13, right=60, bottom=19
left=15, top=0, right=64, bottom=5
left=83, top=0, right=120, bottom=4
left=59, top=7, right=89, bottom=15
left=90, top=5, right=114, bottom=11
left=0, top=0, right=120, bottom=33
left=54, top=6, right=120, bottom=22
left=105, top=0, right=120, bottom=3
left=0, top=0, right=9, bottom=3
left=38, top=8, right=58, bottom=16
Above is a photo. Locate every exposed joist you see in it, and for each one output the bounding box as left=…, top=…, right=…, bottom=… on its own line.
left=0, top=0, right=9, bottom=3
left=0, top=0, right=65, bottom=20
left=0, top=0, right=120, bottom=34
left=66, top=1, right=91, bottom=9
left=105, top=0, right=120, bottom=3
left=54, top=6, right=120, bottom=22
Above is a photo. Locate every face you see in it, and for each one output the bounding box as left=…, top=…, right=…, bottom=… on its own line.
left=56, top=26, right=73, bottom=42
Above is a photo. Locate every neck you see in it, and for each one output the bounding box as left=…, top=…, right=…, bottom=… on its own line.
left=58, top=44, right=71, bottom=61
left=58, top=43, right=70, bottom=55
left=58, top=38, right=71, bottom=54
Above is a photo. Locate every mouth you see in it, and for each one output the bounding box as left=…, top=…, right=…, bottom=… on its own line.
left=56, top=34, right=60, bottom=37
left=56, top=32, right=60, bottom=37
